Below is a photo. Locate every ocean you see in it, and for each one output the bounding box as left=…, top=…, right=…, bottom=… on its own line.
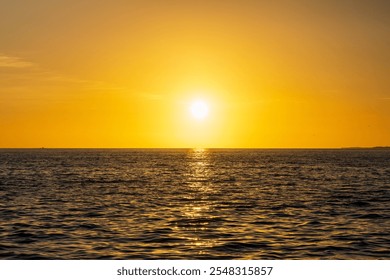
left=0, top=149, right=389, bottom=259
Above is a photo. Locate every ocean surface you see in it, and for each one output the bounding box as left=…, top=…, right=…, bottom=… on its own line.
left=0, top=149, right=389, bottom=259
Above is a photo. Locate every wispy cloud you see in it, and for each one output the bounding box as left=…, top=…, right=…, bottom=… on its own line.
left=0, top=54, right=34, bottom=68
left=0, top=54, right=122, bottom=98
left=0, top=52, right=129, bottom=104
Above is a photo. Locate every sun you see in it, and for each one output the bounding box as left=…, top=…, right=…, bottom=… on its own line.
left=190, top=100, right=209, bottom=120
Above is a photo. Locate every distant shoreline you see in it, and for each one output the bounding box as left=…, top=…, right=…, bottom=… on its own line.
left=340, top=146, right=390, bottom=150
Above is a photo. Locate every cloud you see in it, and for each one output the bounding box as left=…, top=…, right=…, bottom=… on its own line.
left=0, top=54, right=34, bottom=68
left=0, top=53, right=123, bottom=98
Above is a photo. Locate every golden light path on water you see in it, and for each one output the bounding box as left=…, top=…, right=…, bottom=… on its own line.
left=178, top=148, right=216, bottom=253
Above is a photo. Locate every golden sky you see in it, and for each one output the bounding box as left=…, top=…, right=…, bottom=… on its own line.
left=1, top=0, right=389, bottom=148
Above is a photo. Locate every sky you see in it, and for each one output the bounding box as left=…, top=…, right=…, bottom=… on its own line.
left=1, top=0, right=389, bottom=148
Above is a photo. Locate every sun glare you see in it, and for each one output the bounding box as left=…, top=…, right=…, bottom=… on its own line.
left=190, top=100, right=209, bottom=120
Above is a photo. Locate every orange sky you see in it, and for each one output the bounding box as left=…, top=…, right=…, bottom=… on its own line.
left=1, top=0, right=389, bottom=148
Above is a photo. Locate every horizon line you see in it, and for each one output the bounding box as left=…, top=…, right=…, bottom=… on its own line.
left=0, top=146, right=389, bottom=150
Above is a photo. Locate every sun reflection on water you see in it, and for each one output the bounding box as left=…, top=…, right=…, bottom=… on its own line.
left=173, top=148, right=220, bottom=254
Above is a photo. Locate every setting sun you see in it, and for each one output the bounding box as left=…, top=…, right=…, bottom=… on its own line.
left=190, top=100, right=209, bottom=120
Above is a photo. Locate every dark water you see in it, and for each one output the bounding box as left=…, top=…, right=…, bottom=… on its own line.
left=0, top=149, right=389, bottom=259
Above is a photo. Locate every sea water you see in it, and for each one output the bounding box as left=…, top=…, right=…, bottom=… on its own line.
left=0, top=149, right=389, bottom=259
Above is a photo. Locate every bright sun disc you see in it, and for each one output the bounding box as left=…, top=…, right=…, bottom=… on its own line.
left=190, top=100, right=209, bottom=120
